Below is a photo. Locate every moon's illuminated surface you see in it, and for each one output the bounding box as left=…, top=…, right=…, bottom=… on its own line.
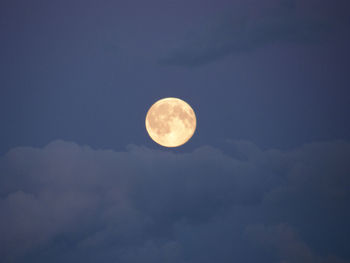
left=145, top=97, right=196, bottom=147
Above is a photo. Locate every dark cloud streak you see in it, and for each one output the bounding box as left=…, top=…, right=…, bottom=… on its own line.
left=160, top=0, right=342, bottom=67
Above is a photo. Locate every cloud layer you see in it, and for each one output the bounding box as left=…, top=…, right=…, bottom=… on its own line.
left=0, top=140, right=349, bottom=262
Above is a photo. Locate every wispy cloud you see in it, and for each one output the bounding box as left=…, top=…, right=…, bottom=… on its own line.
left=160, top=0, right=336, bottom=67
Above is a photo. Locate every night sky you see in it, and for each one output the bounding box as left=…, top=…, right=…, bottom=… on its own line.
left=1, top=0, right=350, bottom=262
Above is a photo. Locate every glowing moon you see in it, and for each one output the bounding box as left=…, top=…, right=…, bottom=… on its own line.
left=145, top=97, right=196, bottom=147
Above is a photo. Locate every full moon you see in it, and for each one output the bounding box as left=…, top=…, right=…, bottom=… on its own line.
left=145, top=97, right=196, bottom=147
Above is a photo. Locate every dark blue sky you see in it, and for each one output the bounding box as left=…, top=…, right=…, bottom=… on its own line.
left=1, top=0, right=350, bottom=153
left=1, top=0, right=350, bottom=262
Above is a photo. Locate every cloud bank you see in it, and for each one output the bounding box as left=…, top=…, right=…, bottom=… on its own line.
left=0, top=140, right=349, bottom=262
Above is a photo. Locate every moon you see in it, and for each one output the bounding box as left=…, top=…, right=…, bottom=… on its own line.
left=145, top=97, right=196, bottom=147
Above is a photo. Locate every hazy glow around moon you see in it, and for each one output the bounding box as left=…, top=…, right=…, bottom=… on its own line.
left=145, top=97, right=196, bottom=147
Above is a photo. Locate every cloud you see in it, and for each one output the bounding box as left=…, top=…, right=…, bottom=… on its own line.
left=159, top=0, right=343, bottom=67
left=245, top=223, right=349, bottom=263
left=0, top=140, right=349, bottom=262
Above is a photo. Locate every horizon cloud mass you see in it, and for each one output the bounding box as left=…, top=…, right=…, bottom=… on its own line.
left=0, top=139, right=349, bottom=263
